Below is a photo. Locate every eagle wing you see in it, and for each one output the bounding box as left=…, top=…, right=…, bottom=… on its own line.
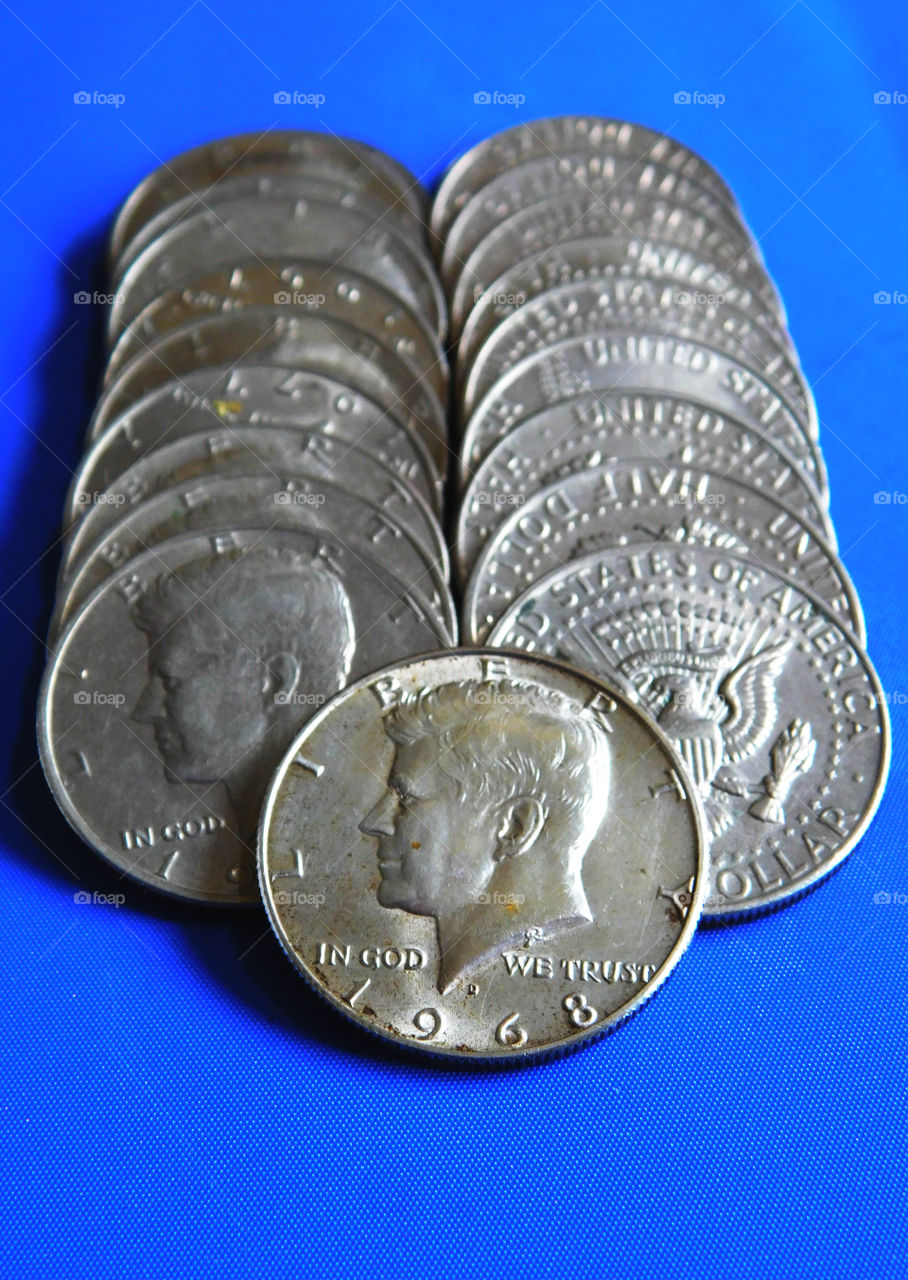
left=719, top=642, right=790, bottom=763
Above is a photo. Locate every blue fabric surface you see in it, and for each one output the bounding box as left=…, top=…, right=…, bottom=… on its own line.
left=1, top=2, right=906, bottom=1276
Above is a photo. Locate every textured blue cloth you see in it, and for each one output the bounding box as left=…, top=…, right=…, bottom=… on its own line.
left=1, top=1, right=906, bottom=1276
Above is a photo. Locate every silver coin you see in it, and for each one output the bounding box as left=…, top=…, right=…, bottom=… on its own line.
left=259, top=647, right=708, bottom=1060
left=489, top=545, right=889, bottom=921
left=114, top=167, right=427, bottom=280
left=457, top=235, right=791, bottom=383
left=53, top=471, right=456, bottom=645
left=459, top=331, right=826, bottom=497
left=71, top=366, right=442, bottom=524
left=440, top=154, right=755, bottom=293
left=90, top=310, right=448, bottom=468
left=449, top=193, right=782, bottom=337
left=63, top=426, right=449, bottom=589
left=106, top=258, right=446, bottom=402
left=462, top=462, right=863, bottom=644
left=109, top=197, right=445, bottom=344
left=38, top=526, right=449, bottom=905
left=109, top=130, right=427, bottom=269
left=456, top=393, right=835, bottom=569
left=459, top=278, right=814, bottom=437
left=431, top=116, right=741, bottom=244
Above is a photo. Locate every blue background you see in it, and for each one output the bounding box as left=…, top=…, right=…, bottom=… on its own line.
left=1, top=2, right=906, bottom=1276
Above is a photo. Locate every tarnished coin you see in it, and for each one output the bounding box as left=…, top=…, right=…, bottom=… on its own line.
left=38, top=526, right=450, bottom=905
left=53, top=471, right=456, bottom=644
left=459, top=278, right=814, bottom=436
left=109, top=197, right=445, bottom=343
left=106, top=258, right=446, bottom=401
left=63, top=426, right=448, bottom=585
left=430, top=116, right=742, bottom=244
left=440, top=155, right=755, bottom=292
left=449, top=193, right=782, bottom=337
left=114, top=167, right=427, bottom=279
left=71, top=367, right=443, bottom=523
left=458, top=235, right=792, bottom=385
left=89, top=310, right=448, bottom=462
left=461, top=462, right=864, bottom=644
left=258, top=648, right=708, bottom=1061
left=489, top=545, right=889, bottom=921
left=459, top=331, right=826, bottom=497
left=109, top=130, right=427, bottom=269
left=456, top=393, right=835, bottom=564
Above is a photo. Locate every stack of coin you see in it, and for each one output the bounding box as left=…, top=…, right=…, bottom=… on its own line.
left=434, top=116, right=889, bottom=923
left=38, top=131, right=455, bottom=906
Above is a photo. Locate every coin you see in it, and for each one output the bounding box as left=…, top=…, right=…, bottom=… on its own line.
left=457, top=235, right=791, bottom=386
left=109, top=197, right=445, bottom=343
left=458, top=278, right=814, bottom=436
left=113, top=167, right=427, bottom=279
left=89, top=310, right=448, bottom=463
left=430, top=116, right=742, bottom=244
left=449, top=193, right=782, bottom=337
left=63, top=426, right=449, bottom=586
left=461, top=462, right=863, bottom=643
left=459, top=331, right=826, bottom=496
left=258, top=648, right=708, bottom=1060
left=38, top=526, right=450, bottom=905
left=455, top=393, right=835, bottom=566
left=105, top=258, right=446, bottom=401
left=53, top=470, right=456, bottom=644
left=109, top=129, right=427, bottom=269
left=70, top=366, right=443, bottom=523
left=440, top=155, right=756, bottom=293
left=488, top=544, right=889, bottom=920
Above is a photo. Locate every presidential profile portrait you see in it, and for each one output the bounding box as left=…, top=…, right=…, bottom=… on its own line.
left=131, top=545, right=355, bottom=841
left=359, top=678, right=612, bottom=993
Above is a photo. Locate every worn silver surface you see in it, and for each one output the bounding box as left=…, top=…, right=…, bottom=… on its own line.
left=430, top=116, right=742, bottom=244
left=63, top=425, right=449, bottom=589
left=90, top=310, right=448, bottom=463
left=38, top=527, right=450, bottom=905
left=459, top=331, right=826, bottom=497
left=259, top=648, right=708, bottom=1060
left=72, top=366, right=443, bottom=521
left=456, top=393, right=835, bottom=566
left=109, top=197, right=444, bottom=342
left=53, top=471, right=456, bottom=644
left=461, top=462, right=863, bottom=644
left=109, top=130, right=427, bottom=269
left=106, top=258, right=446, bottom=401
left=459, top=278, right=814, bottom=436
left=457, top=235, right=793, bottom=388
left=489, top=546, right=889, bottom=921
left=440, top=154, right=754, bottom=293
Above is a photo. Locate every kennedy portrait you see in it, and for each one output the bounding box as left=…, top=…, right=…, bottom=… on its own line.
left=131, top=545, right=355, bottom=840
left=359, top=679, right=611, bottom=993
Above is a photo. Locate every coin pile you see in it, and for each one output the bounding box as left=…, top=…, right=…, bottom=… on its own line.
left=38, top=131, right=454, bottom=906
left=434, top=116, right=889, bottom=923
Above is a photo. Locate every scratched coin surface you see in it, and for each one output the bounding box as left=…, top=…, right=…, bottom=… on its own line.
left=462, top=462, right=863, bottom=645
left=72, top=366, right=443, bottom=521
left=258, top=648, right=708, bottom=1061
left=38, top=527, right=450, bottom=905
left=430, top=115, right=742, bottom=244
left=459, top=331, right=826, bottom=497
left=109, top=129, right=427, bottom=268
left=106, top=258, right=446, bottom=400
left=489, top=545, right=889, bottom=921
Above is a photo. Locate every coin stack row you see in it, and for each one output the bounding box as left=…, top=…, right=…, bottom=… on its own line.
left=433, top=117, right=888, bottom=924
left=39, top=131, right=456, bottom=906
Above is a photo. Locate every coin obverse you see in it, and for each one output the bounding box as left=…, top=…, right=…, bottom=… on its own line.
left=259, top=648, right=709, bottom=1062
left=489, top=546, right=889, bottom=921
